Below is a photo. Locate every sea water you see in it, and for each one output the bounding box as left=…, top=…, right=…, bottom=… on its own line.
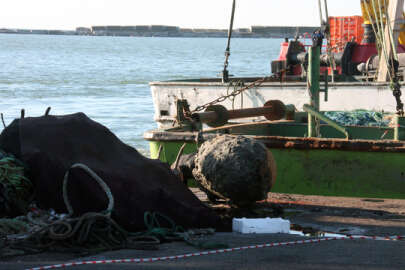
left=0, top=34, right=283, bottom=155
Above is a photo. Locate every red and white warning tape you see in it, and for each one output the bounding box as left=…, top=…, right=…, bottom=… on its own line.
left=27, top=234, right=404, bottom=270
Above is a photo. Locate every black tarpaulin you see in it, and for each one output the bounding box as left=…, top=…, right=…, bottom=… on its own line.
left=0, top=113, right=222, bottom=231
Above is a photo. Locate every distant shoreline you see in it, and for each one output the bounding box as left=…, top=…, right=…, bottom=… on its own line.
left=0, top=25, right=318, bottom=38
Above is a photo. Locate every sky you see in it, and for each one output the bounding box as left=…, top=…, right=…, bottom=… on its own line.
left=0, top=0, right=362, bottom=30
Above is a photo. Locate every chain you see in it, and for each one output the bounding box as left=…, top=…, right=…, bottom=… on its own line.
left=191, top=77, right=269, bottom=113
left=391, top=79, right=404, bottom=116
left=226, top=80, right=244, bottom=110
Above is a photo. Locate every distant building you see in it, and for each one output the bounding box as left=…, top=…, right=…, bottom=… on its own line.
left=250, top=26, right=318, bottom=38
left=16, top=29, right=32, bottom=34
left=90, top=25, right=179, bottom=36
left=180, top=28, right=193, bottom=33
left=31, top=29, right=50, bottom=35
left=121, top=26, right=137, bottom=31
left=189, top=28, right=227, bottom=37
left=236, top=28, right=250, bottom=33
left=192, top=28, right=226, bottom=33
left=76, top=27, right=92, bottom=35
left=91, top=26, right=108, bottom=35
left=166, top=26, right=180, bottom=33
left=135, top=25, right=150, bottom=32
left=48, top=30, right=75, bottom=35
left=0, top=24, right=318, bottom=38
left=0, top=28, right=18, bottom=34
left=149, top=25, right=164, bottom=32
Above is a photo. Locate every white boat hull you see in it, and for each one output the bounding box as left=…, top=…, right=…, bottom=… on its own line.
left=150, top=79, right=398, bottom=128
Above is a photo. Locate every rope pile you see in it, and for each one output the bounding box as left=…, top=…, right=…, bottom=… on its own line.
left=0, top=163, right=219, bottom=258
left=0, top=164, right=159, bottom=257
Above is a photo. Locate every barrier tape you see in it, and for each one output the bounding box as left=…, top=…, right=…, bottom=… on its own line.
left=26, top=234, right=404, bottom=270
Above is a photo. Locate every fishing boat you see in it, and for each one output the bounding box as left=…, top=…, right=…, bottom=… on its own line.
left=151, top=0, right=405, bottom=129
left=144, top=0, right=405, bottom=199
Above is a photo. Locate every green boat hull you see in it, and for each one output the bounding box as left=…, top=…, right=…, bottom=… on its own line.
left=145, top=46, right=405, bottom=200
left=148, top=140, right=405, bottom=199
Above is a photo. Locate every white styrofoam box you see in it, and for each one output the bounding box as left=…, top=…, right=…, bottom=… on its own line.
left=232, top=217, right=290, bottom=234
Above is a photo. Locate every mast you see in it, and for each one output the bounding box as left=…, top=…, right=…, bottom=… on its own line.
left=222, top=0, right=236, bottom=83
left=318, top=0, right=334, bottom=82
left=377, top=0, right=404, bottom=81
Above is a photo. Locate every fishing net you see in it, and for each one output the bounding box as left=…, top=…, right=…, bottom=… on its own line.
left=324, top=110, right=390, bottom=127
left=0, top=113, right=222, bottom=231
left=0, top=113, right=226, bottom=257
left=0, top=150, right=33, bottom=218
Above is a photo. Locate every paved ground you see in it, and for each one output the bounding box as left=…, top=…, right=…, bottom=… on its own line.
left=2, top=233, right=404, bottom=270
left=266, top=192, right=405, bottom=236
left=1, top=191, right=405, bottom=270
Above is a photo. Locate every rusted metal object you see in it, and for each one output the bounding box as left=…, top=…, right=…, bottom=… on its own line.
left=144, top=130, right=405, bottom=153
left=195, top=105, right=229, bottom=127
left=229, top=100, right=286, bottom=121
left=193, top=135, right=276, bottom=206
left=258, top=136, right=405, bottom=152
left=191, top=100, right=287, bottom=127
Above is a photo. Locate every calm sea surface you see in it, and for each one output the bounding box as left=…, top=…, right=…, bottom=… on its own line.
left=0, top=34, right=282, bottom=155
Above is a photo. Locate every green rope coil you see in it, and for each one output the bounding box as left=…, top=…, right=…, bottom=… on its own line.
left=142, top=212, right=185, bottom=241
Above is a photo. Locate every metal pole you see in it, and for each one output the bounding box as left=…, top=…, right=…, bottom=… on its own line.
left=192, top=103, right=287, bottom=125
left=323, top=0, right=329, bottom=19
left=318, top=0, right=324, bottom=26
left=223, top=0, right=236, bottom=83
left=307, top=47, right=321, bottom=137
left=225, top=0, right=236, bottom=55
left=394, top=115, right=405, bottom=140
left=323, top=0, right=335, bottom=83
left=227, top=107, right=279, bottom=120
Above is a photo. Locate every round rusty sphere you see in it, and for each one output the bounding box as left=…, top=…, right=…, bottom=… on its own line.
left=263, top=100, right=286, bottom=121
left=205, top=105, right=229, bottom=127
left=193, top=135, right=277, bottom=206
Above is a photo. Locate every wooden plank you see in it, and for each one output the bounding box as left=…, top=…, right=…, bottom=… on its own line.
left=377, top=0, right=405, bottom=82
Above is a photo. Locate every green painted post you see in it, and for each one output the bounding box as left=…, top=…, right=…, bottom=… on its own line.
left=308, top=47, right=321, bottom=137
left=303, top=104, right=350, bottom=139
left=394, top=115, right=405, bottom=140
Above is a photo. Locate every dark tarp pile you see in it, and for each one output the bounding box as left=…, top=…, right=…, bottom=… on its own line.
left=0, top=113, right=222, bottom=231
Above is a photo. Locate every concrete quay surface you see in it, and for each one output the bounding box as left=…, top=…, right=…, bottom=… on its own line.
left=1, top=191, right=405, bottom=269
left=1, top=233, right=404, bottom=270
